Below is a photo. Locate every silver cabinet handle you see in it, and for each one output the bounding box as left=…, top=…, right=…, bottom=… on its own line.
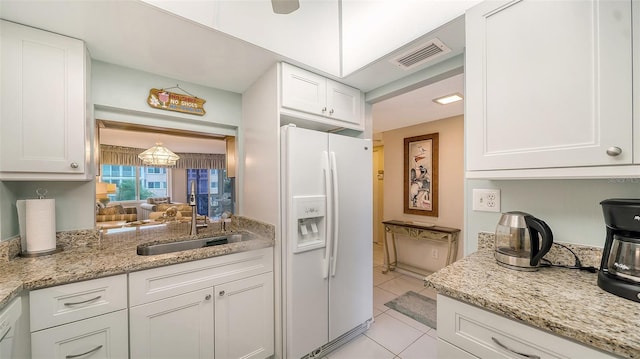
left=322, top=107, right=327, bottom=113
left=65, top=345, right=103, bottom=358
left=64, top=295, right=102, bottom=306
left=606, top=146, right=622, bottom=156
left=219, top=290, right=225, bottom=296
left=205, top=294, right=212, bottom=300
left=329, top=109, right=334, bottom=115
left=70, top=162, right=79, bottom=168
left=491, top=337, right=540, bottom=359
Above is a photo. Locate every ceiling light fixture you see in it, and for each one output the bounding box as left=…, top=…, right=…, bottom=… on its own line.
left=433, top=93, right=463, bottom=105
left=138, top=142, right=180, bottom=166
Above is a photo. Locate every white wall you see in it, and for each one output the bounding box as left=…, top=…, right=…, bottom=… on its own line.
left=465, top=179, right=640, bottom=254
left=92, top=61, right=241, bottom=133
left=1, top=181, right=95, bottom=236
left=382, top=115, right=464, bottom=272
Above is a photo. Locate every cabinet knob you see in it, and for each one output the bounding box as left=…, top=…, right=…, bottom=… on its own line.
left=322, top=107, right=327, bottom=113
left=606, top=147, right=622, bottom=157
left=70, top=162, right=79, bottom=168
left=219, top=290, right=225, bottom=296
left=329, top=109, right=334, bottom=115
left=205, top=294, right=212, bottom=300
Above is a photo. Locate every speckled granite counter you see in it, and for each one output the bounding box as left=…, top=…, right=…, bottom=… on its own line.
left=0, top=216, right=274, bottom=311
left=424, top=233, right=639, bottom=358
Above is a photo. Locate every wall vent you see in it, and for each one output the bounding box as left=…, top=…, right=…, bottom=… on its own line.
left=390, top=38, right=451, bottom=70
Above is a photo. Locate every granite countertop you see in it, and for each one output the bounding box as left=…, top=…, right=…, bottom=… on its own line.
left=0, top=216, right=274, bottom=311
left=424, top=237, right=639, bottom=358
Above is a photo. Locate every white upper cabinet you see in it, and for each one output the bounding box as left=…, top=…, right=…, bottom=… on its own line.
left=0, top=20, right=91, bottom=180
left=281, top=63, right=363, bottom=130
left=465, top=0, right=632, bottom=175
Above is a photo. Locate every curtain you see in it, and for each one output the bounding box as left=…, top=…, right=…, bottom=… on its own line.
left=100, top=144, right=226, bottom=169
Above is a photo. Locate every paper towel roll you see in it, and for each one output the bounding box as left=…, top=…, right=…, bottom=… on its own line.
left=17, top=199, right=56, bottom=253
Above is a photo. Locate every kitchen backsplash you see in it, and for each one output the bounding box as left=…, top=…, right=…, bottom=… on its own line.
left=478, top=231, right=602, bottom=269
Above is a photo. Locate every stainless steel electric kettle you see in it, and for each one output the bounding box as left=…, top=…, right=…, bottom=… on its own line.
left=495, top=211, right=554, bottom=271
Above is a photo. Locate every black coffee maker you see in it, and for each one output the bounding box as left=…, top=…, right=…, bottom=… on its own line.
left=598, top=199, right=640, bottom=302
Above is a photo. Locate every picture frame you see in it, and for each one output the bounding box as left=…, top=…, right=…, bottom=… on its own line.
left=404, top=133, right=439, bottom=217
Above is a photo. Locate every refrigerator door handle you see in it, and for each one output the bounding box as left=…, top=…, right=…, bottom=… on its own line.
left=322, top=150, right=332, bottom=279
left=330, top=151, right=339, bottom=277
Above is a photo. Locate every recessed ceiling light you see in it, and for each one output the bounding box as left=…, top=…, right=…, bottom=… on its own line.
left=433, top=93, right=463, bottom=105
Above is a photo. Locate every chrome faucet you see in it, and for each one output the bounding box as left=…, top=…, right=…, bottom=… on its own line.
left=189, top=180, right=198, bottom=236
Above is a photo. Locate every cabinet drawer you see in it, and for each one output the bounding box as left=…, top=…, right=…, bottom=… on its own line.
left=437, top=338, right=477, bottom=359
left=129, top=247, right=273, bottom=306
left=30, top=274, right=127, bottom=332
left=437, top=295, right=616, bottom=359
left=0, top=297, right=21, bottom=342
left=31, top=309, right=128, bottom=359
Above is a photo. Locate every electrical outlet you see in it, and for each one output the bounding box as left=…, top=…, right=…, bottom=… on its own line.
left=472, top=189, right=501, bottom=212
left=431, top=249, right=439, bottom=259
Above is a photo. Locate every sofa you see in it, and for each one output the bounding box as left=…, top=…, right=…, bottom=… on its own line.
left=150, top=203, right=193, bottom=219
left=96, top=204, right=137, bottom=223
left=139, top=197, right=180, bottom=220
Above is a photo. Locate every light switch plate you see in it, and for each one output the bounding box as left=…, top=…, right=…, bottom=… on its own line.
left=472, top=189, right=501, bottom=212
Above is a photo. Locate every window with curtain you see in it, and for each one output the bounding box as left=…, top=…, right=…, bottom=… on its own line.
left=100, top=145, right=230, bottom=209
left=101, top=165, right=168, bottom=201
left=187, top=169, right=234, bottom=219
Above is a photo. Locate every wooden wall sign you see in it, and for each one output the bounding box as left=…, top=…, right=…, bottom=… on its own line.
left=147, top=88, right=206, bottom=116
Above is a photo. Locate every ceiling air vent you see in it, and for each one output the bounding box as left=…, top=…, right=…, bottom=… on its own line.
left=390, top=38, right=451, bottom=70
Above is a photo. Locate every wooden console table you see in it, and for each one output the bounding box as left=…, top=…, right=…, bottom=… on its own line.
left=382, top=220, right=460, bottom=276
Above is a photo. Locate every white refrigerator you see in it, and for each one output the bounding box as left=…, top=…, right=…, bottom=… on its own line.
left=280, top=125, right=373, bottom=358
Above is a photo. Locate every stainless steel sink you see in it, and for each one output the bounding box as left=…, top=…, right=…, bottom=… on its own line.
left=137, top=234, right=244, bottom=255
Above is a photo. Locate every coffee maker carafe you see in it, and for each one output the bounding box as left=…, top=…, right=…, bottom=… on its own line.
left=598, top=199, right=640, bottom=302
left=495, top=211, right=554, bottom=271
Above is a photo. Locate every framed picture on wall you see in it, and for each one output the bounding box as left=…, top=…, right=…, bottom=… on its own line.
left=404, top=133, right=439, bottom=217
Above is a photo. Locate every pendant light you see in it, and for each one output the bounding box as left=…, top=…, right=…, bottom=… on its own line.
left=138, top=142, right=180, bottom=166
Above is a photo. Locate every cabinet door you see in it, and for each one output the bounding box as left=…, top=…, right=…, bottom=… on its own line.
left=281, top=63, right=327, bottom=117
left=0, top=20, right=87, bottom=179
left=326, top=80, right=362, bottom=126
left=129, top=288, right=214, bottom=359
left=465, top=0, right=632, bottom=171
left=31, top=309, right=128, bottom=359
left=215, top=272, right=274, bottom=359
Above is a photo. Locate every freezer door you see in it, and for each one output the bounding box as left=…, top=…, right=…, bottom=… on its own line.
left=281, top=126, right=330, bottom=358
left=327, top=134, right=373, bottom=341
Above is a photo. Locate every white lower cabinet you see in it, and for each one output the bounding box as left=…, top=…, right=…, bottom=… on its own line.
left=214, top=272, right=274, bottom=359
left=24, top=248, right=273, bottom=359
left=29, top=275, right=128, bottom=359
left=31, top=309, right=128, bottom=359
left=129, top=247, right=274, bottom=359
left=129, top=288, right=215, bottom=359
left=437, top=295, right=616, bottom=359
left=437, top=338, right=476, bottom=359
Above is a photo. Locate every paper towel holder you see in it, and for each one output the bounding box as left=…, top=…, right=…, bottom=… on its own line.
left=20, top=246, right=63, bottom=258
left=17, top=189, right=64, bottom=258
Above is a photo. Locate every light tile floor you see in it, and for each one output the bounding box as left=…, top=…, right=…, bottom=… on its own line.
left=326, top=243, right=439, bottom=359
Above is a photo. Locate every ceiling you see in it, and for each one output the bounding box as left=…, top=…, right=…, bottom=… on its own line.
left=0, top=0, right=465, bottom=134
left=372, top=74, right=464, bottom=133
